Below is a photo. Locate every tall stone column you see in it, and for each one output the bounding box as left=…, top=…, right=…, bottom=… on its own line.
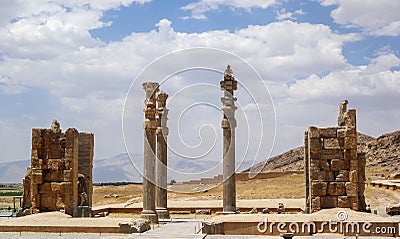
left=220, top=65, right=238, bottom=213
left=141, top=82, right=159, bottom=223
left=156, top=91, right=170, bottom=219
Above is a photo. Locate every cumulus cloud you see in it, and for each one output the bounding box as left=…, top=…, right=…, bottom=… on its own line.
left=0, top=15, right=368, bottom=159
left=275, top=8, right=305, bottom=21
left=288, top=53, right=400, bottom=100
left=181, top=0, right=276, bottom=19
left=318, top=0, right=400, bottom=36
left=0, top=1, right=398, bottom=162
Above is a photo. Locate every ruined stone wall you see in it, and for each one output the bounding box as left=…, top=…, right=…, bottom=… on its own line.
left=78, top=133, right=94, bottom=207
left=304, top=101, right=366, bottom=213
left=22, top=120, right=94, bottom=217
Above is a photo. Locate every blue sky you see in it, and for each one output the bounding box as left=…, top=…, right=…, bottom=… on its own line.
left=0, top=0, right=399, bottom=174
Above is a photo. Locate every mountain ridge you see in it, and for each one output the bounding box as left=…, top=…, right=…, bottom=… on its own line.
left=244, top=130, right=400, bottom=178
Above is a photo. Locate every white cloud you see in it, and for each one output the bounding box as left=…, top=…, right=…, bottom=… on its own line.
left=275, top=8, right=305, bottom=21
left=181, top=0, right=276, bottom=19
left=288, top=53, right=400, bottom=100
left=0, top=0, right=398, bottom=164
left=0, top=16, right=364, bottom=160
left=318, top=0, right=400, bottom=36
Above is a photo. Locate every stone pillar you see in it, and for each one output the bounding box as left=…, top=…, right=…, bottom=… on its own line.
left=220, top=65, right=238, bottom=213
left=141, top=82, right=159, bottom=223
left=304, top=131, right=310, bottom=213
left=156, top=91, right=170, bottom=219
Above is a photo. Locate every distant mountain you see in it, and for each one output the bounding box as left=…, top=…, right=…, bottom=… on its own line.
left=0, top=159, right=30, bottom=183
left=359, top=130, right=400, bottom=176
left=0, top=153, right=224, bottom=183
left=93, top=153, right=142, bottom=183
left=5, top=130, right=395, bottom=183
left=244, top=131, right=400, bottom=178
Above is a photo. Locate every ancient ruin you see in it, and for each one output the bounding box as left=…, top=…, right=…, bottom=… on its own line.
left=304, top=100, right=366, bottom=213
left=141, top=82, right=159, bottom=223
left=220, top=65, right=238, bottom=213
left=21, top=120, right=94, bottom=217
left=155, top=91, right=170, bottom=219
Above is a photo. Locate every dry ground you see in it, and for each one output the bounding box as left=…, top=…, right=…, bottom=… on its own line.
left=1, top=171, right=398, bottom=211
left=92, top=172, right=400, bottom=211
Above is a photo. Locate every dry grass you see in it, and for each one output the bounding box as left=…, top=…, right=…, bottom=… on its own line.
left=92, top=171, right=400, bottom=213
left=93, top=173, right=305, bottom=206
left=92, top=184, right=142, bottom=206
left=169, top=172, right=305, bottom=200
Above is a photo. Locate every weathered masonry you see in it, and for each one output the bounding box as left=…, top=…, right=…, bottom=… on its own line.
left=304, top=100, right=366, bottom=213
left=21, top=120, right=94, bottom=217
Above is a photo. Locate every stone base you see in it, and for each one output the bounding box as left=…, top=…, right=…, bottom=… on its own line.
left=216, top=210, right=238, bottom=215
left=140, top=210, right=158, bottom=223
left=156, top=208, right=170, bottom=219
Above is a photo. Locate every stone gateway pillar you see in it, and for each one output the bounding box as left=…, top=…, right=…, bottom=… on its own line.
left=155, top=91, right=170, bottom=219
left=220, top=65, right=238, bottom=213
left=141, top=82, right=159, bottom=223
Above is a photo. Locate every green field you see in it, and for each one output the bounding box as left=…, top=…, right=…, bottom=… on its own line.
left=0, top=191, right=23, bottom=197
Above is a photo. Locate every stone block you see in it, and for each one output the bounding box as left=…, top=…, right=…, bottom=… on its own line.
left=310, top=170, right=325, bottom=181
left=51, top=182, right=61, bottom=192
left=344, top=127, right=356, bottom=137
left=61, top=182, right=73, bottom=194
left=345, top=182, right=358, bottom=197
left=320, top=196, right=337, bottom=208
left=331, top=159, right=344, bottom=171
left=321, top=149, right=343, bottom=160
left=324, top=171, right=335, bottom=182
left=308, top=126, right=320, bottom=138
left=31, top=171, right=43, bottom=184
left=312, top=196, right=321, bottom=211
left=318, top=171, right=326, bottom=181
left=40, top=194, right=57, bottom=210
left=309, top=138, right=322, bottom=149
left=320, top=159, right=330, bottom=171
left=310, top=159, right=320, bottom=171
left=349, top=170, right=358, bottom=182
left=323, top=138, right=340, bottom=149
left=350, top=196, right=359, bottom=210
left=319, top=127, right=337, bottom=138
left=43, top=170, right=64, bottom=182
left=31, top=195, right=40, bottom=208
left=31, top=184, right=39, bottom=195
left=344, top=136, right=357, bottom=149
left=344, top=149, right=357, bottom=160
left=350, top=158, right=359, bottom=170
left=336, top=170, right=349, bottom=182
left=343, top=159, right=350, bottom=170
left=65, top=160, right=71, bottom=169
left=327, top=182, right=346, bottom=196
left=56, top=196, right=65, bottom=209
left=337, top=196, right=351, bottom=208
left=64, top=170, right=71, bottom=181
left=312, top=182, right=327, bottom=196
left=337, top=127, right=346, bottom=137
left=39, top=183, right=52, bottom=194
left=345, top=110, right=356, bottom=127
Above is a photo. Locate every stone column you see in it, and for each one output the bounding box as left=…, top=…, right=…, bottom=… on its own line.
left=304, top=131, right=310, bottom=213
left=141, top=82, right=159, bottom=223
left=220, top=65, right=238, bottom=213
left=156, top=91, right=170, bottom=219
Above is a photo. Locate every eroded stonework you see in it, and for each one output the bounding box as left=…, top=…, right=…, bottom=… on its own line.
left=21, top=120, right=94, bottom=217
left=304, top=101, right=366, bottom=213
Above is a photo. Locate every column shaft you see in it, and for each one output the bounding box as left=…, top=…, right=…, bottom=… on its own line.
left=141, top=82, right=159, bottom=223
left=223, top=127, right=236, bottom=212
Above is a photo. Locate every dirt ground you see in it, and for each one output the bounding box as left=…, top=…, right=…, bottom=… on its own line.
left=92, top=172, right=400, bottom=211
